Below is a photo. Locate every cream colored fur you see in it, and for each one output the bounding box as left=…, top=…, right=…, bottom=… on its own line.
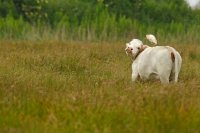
left=125, top=39, right=182, bottom=84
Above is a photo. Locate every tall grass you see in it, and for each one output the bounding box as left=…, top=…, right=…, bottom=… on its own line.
left=1, top=11, right=200, bottom=43
left=0, top=40, right=200, bottom=132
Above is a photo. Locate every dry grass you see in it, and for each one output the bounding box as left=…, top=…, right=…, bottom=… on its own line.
left=0, top=40, right=200, bottom=133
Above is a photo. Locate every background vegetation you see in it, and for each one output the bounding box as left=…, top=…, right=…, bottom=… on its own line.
left=0, top=0, right=200, bottom=43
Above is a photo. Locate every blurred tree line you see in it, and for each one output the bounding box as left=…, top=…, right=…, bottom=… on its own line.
left=1, top=0, right=198, bottom=24
left=0, top=0, right=200, bottom=42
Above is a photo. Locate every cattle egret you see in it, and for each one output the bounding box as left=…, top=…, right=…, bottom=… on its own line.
left=146, top=34, right=157, bottom=45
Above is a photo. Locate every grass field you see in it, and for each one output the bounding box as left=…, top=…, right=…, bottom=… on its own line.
left=0, top=40, right=200, bottom=133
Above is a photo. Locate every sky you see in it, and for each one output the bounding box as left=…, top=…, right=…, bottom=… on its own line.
left=186, top=0, right=200, bottom=7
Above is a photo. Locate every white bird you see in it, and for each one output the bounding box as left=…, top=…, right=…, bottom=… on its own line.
left=146, top=34, right=157, bottom=45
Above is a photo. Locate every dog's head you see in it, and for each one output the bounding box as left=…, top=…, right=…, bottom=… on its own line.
left=125, top=39, right=144, bottom=58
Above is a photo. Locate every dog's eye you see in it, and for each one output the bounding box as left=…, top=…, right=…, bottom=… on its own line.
left=131, top=48, right=133, bottom=50
left=137, top=47, right=140, bottom=50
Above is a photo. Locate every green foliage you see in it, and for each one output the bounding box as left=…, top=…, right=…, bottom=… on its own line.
left=0, top=14, right=30, bottom=39
left=139, top=0, right=191, bottom=23
left=0, top=0, right=200, bottom=42
left=12, top=0, right=48, bottom=23
left=0, top=0, right=17, bottom=17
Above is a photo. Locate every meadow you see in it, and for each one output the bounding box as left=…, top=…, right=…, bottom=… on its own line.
left=0, top=40, right=200, bottom=132
left=1, top=0, right=200, bottom=132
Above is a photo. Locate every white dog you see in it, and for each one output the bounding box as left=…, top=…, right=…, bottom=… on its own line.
left=125, top=38, right=182, bottom=84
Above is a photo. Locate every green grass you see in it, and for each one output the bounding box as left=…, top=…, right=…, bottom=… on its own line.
left=0, top=40, right=200, bottom=133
